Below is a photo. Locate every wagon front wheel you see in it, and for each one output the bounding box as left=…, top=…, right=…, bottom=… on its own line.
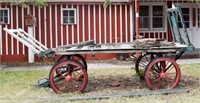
left=49, top=60, right=88, bottom=93
left=145, top=57, right=181, bottom=90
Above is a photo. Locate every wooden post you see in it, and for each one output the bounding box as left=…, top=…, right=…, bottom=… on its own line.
left=25, top=14, right=36, bottom=63
left=135, top=0, right=140, bottom=57
left=28, top=27, right=34, bottom=63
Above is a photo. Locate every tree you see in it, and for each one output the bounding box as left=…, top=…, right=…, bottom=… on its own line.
left=0, top=0, right=47, bottom=8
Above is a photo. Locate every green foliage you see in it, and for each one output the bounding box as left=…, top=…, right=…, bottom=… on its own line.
left=103, top=0, right=111, bottom=8
left=1, top=0, right=47, bottom=8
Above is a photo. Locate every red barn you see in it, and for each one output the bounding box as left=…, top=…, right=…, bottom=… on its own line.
left=0, top=0, right=200, bottom=62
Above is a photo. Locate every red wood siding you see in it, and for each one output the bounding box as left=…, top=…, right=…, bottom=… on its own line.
left=0, top=4, right=134, bottom=62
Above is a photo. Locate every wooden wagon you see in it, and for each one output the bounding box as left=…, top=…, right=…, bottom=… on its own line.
left=3, top=5, right=195, bottom=94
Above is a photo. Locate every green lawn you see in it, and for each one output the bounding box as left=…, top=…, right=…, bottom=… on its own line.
left=0, top=63, right=200, bottom=103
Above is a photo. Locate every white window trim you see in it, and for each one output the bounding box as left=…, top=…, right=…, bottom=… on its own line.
left=61, top=8, right=77, bottom=25
left=0, top=8, right=10, bottom=24
left=139, top=2, right=167, bottom=32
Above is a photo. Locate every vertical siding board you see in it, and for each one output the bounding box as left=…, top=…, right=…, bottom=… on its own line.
left=101, top=6, right=105, bottom=43
left=68, top=5, right=72, bottom=44
left=12, top=6, right=18, bottom=55
left=66, top=5, right=69, bottom=45
left=46, top=6, right=51, bottom=48
left=57, top=5, right=61, bottom=46
left=99, top=5, right=101, bottom=44
left=16, top=6, right=23, bottom=55
left=44, top=6, right=47, bottom=47
left=11, top=5, right=14, bottom=55
left=84, top=5, right=89, bottom=42
left=106, top=5, right=110, bottom=43
left=127, top=5, right=131, bottom=42
left=125, top=5, right=128, bottom=42
left=82, top=5, right=85, bottom=42
left=16, top=5, right=19, bottom=54
left=74, top=5, right=78, bottom=43
left=130, top=5, right=133, bottom=42
left=122, top=5, right=126, bottom=42
left=111, top=5, right=115, bottom=43
left=117, top=5, right=120, bottom=43
left=1, top=25, right=6, bottom=55
left=55, top=5, right=58, bottom=46
left=60, top=5, right=64, bottom=45
left=90, top=5, right=94, bottom=41
left=114, top=5, right=117, bottom=43
left=104, top=6, right=107, bottom=43
left=51, top=5, right=56, bottom=47
left=109, top=5, right=112, bottom=43
left=95, top=5, right=100, bottom=43
left=35, top=6, right=39, bottom=44
left=40, top=7, right=45, bottom=46
left=93, top=5, right=96, bottom=42
left=7, top=6, right=12, bottom=55
left=79, top=5, right=83, bottom=43
left=22, top=6, right=25, bottom=54
left=88, top=5, right=91, bottom=41
left=71, top=5, right=75, bottom=44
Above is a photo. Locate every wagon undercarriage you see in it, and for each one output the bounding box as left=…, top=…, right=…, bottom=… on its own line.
left=3, top=5, right=195, bottom=94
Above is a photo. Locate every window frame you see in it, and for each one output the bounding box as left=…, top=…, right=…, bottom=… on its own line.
left=139, top=3, right=166, bottom=31
left=61, top=8, right=77, bottom=25
left=0, top=8, right=10, bottom=24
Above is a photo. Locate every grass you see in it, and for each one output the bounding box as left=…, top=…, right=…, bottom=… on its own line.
left=0, top=63, right=200, bottom=103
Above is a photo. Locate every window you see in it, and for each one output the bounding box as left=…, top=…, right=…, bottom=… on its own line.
left=140, top=6, right=149, bottom=29
left=152, top=6, right=163, bottom=28
left=140, top=5, right=165, bottom=31
left=0, top=8, right=9, bottom=24
left=62, top=9, right=76, bottom=24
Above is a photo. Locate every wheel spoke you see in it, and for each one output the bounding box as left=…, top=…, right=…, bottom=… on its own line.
left=152, top=76, right=162, bottom=83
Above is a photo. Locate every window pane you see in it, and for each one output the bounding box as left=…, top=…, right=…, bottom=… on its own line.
left=182, top=8, right=189, bottom=14
left=0, top=10, right=3, bottom=16
left=178, top=22, right=189, bottom=28
left=69, top=10, right=74, bottom=16
left=63, top=11, right=68, bottom=16
left=63, top=16, right=68, bottom=23
left=140, top=6, right=149, bottom=16
left=4, top=10, right=8, bottom=16
left=69, top=16, right=74, bottom=23
left=140, top=17, right=149, bottom=28
left=0, top=17, right=3, bottom=22
left=153, top=6, right=163, bottom=16
left=153, top=17, right=163, bottom=28
left=4, top=17, right=8, bottom=23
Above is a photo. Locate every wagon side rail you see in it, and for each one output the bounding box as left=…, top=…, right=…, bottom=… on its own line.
left=3, top=28, right=48, bottom=54
left=166, top=4, right=194, bottom=52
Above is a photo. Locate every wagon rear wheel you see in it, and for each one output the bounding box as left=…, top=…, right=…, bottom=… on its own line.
left=135, top=53, right=158, bottom=80
left=145, top=57, right=181, bottom=90
left=49, top=60, right=88, bottom=93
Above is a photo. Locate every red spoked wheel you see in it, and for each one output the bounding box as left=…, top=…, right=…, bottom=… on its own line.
left=49, top=60, right=88, bottom=93
left=145, top=57, right=181, bottom=90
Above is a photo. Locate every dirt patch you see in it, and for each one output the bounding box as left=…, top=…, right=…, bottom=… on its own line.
left=82, top=74, right=200, bottom=94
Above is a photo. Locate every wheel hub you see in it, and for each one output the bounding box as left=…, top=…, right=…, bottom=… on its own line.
left=160, top=72, right=166, bottom=78
left=65, top=75, right=72, bottom=82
